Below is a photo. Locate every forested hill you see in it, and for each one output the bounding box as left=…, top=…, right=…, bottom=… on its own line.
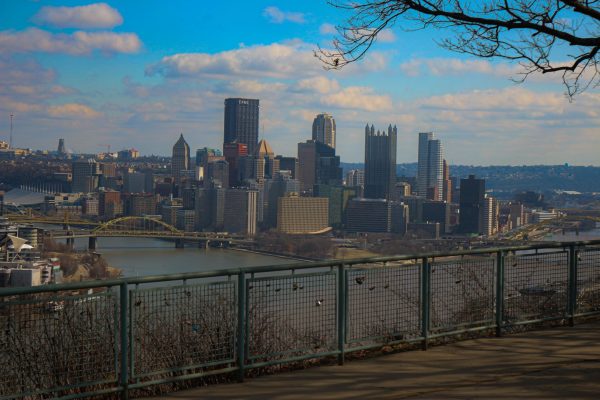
left=341, top=163, right=600, bottom=193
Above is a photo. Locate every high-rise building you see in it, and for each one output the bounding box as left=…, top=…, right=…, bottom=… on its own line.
left=123, top=171, right=147, bottom=193
left=364, top=124, right=397, bottom=199
left=264, top=173, right=300, bottom=228
left=346, top=198, right=392, bottom=233
left=223, top=142, right=248, bottom=187
left=277, top=195, right=330, bottom=234
left=442, top=159, right=452, bottom=203
left=312, top=113, right=336, bottom=149
left=71, top=159, right=99, bottom=193
left=482, top=195, right=499, bottom=236
left=417, top=132, right=444, bottom=201
left=223, top=189, right=258, bottom=236
left=99, top=190, right=121, bottom=218
left=422, top=201, right=451, bottom=234
left=459, top=175, right=486, bottom=234
left=57, top=138, right=66, bottom=155
left=275, top=156, right=298, bottom=179
left=224, top=98, right=259, bottom=155
left=171, top=134, right=190, bottom=179
left=345, top=169, right=364, bottom=188
left=297, top=140, right=342, bottom=192
left=207, top=160, right=229, bottom=188
left=314, top=184, right=358, bottom=229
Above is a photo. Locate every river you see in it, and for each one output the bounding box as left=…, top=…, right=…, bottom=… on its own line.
left=65, top=237, right=293, bottom=277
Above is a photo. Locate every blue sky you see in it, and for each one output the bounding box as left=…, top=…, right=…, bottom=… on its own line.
left=0, top=1, right=598, bottom=165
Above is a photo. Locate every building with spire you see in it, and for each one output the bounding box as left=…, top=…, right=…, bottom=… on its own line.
left=171, top=134, right=190, bottom=180
left=312, top=113, right=336, bottom=149
left=364, top=124, right=397, bottom=199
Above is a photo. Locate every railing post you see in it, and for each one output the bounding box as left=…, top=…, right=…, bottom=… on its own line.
left=421, top=257, right=430, bottom=350
left=237, top=272, right=246, bottom=382
left=337, top=264, right=346, bottom=365
left=495, top=251, right=505, bottom=337
left=119, top=283, right=129, bottom=400
left=568, top=244, right=578, bottom=327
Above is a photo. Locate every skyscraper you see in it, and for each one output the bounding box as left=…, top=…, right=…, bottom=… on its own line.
left=224, top=98, right=259, bottom=155
left=417, top=132, right=444, bottom=201
left=57, top=138, right=66, bottom=155
left=312, top=113, right=336, bottom=149
left=364, top=124, right=397, bottom=199
left=459, top=175, right=486, bottom=234
left=71, top=159, right=99, bottom=193
left=171, top=134, right=190, bottom=179
left=298, top=140, right=342, bottom=192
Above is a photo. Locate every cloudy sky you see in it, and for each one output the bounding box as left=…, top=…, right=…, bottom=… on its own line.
left=1, top=1, right=598, bottom=165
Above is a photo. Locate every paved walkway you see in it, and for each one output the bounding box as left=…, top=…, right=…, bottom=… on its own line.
left=150, top=323, right=600, bottom=399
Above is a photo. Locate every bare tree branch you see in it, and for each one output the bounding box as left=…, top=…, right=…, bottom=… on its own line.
left=316, top=0, right=600, bottom=97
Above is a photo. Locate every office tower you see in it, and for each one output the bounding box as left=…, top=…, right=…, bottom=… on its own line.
left=312, top=113, right=336, bottom=149
left=176, top=209, right=196, bottom=232
left=223, top=189, right=258, bottom=236
left=196, top=147, right=222, bottom=167
left=459, top=175, right=486, bottom=234
left=510, top=202, right=525, bottom=228
left=223, top=142, right=248, bottom=187
left=57, top=138, right=66, bottom=155
left=127, top=194, right=157, bottom=217
left=71, top=159, right=99, bottom=193
left=313, top=184, right=357, bottom=229
left=422, top=201, right=451, bottom=234
left=298, top=140, right=342, bottom=192
left=482, top=195, right=499, bottom=236
left=160, top=199, right=182, bottom=226
left=123, top=171, right=146, bottom=193
left=277, top=195, right=330, bottom=234
left=346, top=198, right=392, bottom=233
left=264, top=173, right=300, bottom=228
left=224, top=98, right=259, bottom=155
left=391, top=202, right=409, bottom=235
left=442, top=159, right=452, bottom=203
left=171, top=134, right=190, bottom=179
left=98, top=190, right=122, bottom=218
left=253, top=139, right=276, bottom=180
left=275, top=156, right=298, bottom=179
left=207, top=160, right=229, bottom=188
left=364, top=124, right=397, bottom=199
left=417, top=132, right=444, bottom=201
left=394, top=182, right=411, bottom=200
left=345, top=169, right=364, bottom=188
left=195, top=187, right=226, bottom=231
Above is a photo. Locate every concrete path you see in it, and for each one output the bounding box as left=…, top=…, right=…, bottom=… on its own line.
left=149, top=323, right=600, bottom=399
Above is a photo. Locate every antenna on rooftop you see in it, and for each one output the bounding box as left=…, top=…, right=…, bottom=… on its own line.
left=9, top=114, right=14, bottom=149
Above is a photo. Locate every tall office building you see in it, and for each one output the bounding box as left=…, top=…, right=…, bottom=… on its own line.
left=459, top=175, right=486, bottom=234
left=275, top=156, right=298, bottom=179
left=71, top=159, right=99, bottom=193
left=442, top=159, right=452, bottom=203
left=297, top=140, right=342, bottom=192
left=171, top=134, right=190, bottom=179
left=224, top=98, right=259, bottom=155
left=312, top=113, right=336, bottom=149
left=417, top=132, right=444, bottom=201
left=57, top=138, right=66, bottom=155
left=345, top=169, right=364, bottom=188
left=223, top=189, right=258, bottom=236
left=364, top=124, right=397, bottom=199
left=223, top=142, right=248, bottom=187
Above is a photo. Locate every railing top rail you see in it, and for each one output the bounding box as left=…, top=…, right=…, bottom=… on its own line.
left=2, top=238, right=599, bottom=296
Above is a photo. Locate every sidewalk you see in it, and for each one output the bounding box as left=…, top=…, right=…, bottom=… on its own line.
left=149, top=322, right=600, bottom=399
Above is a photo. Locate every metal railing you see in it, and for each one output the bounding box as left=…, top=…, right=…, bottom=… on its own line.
left=1, top=239, right=600, bottom=399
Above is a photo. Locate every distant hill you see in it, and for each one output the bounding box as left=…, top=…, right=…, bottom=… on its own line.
left=341, top=163, right=600, bottom=193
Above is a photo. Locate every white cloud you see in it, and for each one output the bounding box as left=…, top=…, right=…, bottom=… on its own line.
left=146, top=42, right=323, bottom=79
left=263, top=6, right=306, bottom=24
left=400, top=58, right=518, bottom=77
left=0, top=28, right=142, bottom=55
left=294, top=77, right=341, bottom=94
left=32, top=3, right=123, bottom=29
left=377, top=29, right=397, bottom=43
left=48, top=103, right=101, bottom=118
left=319, top=23, right=336, bottom=35
left=322, top=86, right=393, bottom=112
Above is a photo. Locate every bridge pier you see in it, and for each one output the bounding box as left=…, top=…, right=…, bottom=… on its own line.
left=198, top=240, right=209, bottom=249
left=175, top=239, right=185, bottom=249
left=88, top=236, right=97, bottom=251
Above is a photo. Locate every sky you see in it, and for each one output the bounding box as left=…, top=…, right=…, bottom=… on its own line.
left=0, top=1, right=598, bottom=165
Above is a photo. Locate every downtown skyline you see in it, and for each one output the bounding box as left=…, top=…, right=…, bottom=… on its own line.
left=1, top=1, right=599, bottom=165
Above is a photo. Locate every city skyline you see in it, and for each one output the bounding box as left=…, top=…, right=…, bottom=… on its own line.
left=0, top=1, right=598, bottom=165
